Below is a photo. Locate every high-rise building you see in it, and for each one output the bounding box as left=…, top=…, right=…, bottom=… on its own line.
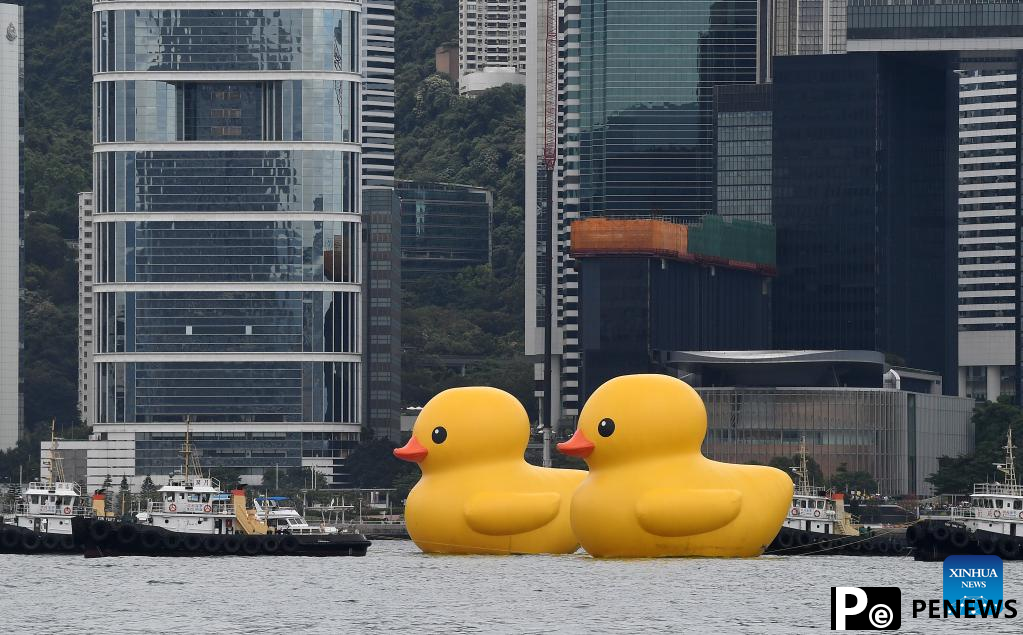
left=78, top=192, right=95, bottom=426
left=526, top=0, right=761, bottom=432
left=90, top=1, right=366, bottom=487
left=361, top=0, right=402, bottom=442
left=0, top=3, right=22, bottom=451
left=845, top=0, right=1023, bottom=401
left=396, top=181, right=493, bottom=278
left=714, top=84, right=773, bottom=224
left=459, top=0, right=527, bottom=94
left=772, top=0, right=847, bottom=57
left=771, top=52, right=958, bottom=392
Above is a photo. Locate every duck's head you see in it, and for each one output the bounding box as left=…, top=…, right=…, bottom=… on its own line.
left=393, top=387, right=529, bottom=471
left=558, top=374, right=707, bottom=468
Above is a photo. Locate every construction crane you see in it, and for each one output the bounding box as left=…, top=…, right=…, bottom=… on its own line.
left=539, top=0, right=559, bottom=468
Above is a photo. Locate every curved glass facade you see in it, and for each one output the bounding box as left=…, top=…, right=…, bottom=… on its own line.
left=96, top=361, right=360, bottom=423
left=95, top=80, right=359, bottom=144
left=96, top=220, right=360, bottom=283
left=95, top=9, right=359, bottom=73
left=578, top=0, right=758, bottom=216
left=95, top=150, right=358, bottom=214
left=91, top=2, right=364, bottom=482
left=96, top=290, right=359, bottom=354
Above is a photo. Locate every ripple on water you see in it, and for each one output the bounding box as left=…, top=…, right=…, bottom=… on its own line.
left=0, top=542, right=1021, bottom=634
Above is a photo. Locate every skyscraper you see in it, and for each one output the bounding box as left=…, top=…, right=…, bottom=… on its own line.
left=526, top=0, right=760, bottom=431
left=361, top=0, right=402, bottom=442
left=0, top=3, right=22, bottom=451
left=772, top=0, right=847, bottom=57
left=845, top=0, right=1023, bottom=400
left=771, top=52, right=957, bottom=391
left=91, top=2, right=365, bottom=485
left=459, top=0, right=527, bottom=94
left=78, top=192, right=95, bottom=426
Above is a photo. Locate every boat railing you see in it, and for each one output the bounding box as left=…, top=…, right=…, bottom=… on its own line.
left=973, top=482, right=1023, bottom=496
left=14, top=502, right=92, bottom=516
left=148, top=501, right=234, bottom=515
left=23, top=481, right=82, bottom=496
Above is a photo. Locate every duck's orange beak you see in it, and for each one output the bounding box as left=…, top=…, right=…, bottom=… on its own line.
left=557, top=429, right=595, bottom=458
left=393, top=436, right=428, bottom=463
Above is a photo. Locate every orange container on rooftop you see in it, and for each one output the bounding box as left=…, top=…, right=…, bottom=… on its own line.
left=570, top=218, right=688, bottom=259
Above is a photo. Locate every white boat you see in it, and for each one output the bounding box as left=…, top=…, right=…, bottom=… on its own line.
left=5, top=421, right=94, bottom=536
left=135, top=423, right=241, bottom=535
left=252, top=497, right=339, bottom=535
left=781, top=437, right=858, bottom=538
left=948, top=428, right=1023, bottom=540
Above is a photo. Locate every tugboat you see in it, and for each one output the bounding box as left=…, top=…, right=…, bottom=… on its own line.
left=73, top=421, right=371, bottom=557
left=0, top=421, right=97, bottom=554
left=908, top=428, right=1022, bottom=561
left=765, top=438, right=911, bottom=556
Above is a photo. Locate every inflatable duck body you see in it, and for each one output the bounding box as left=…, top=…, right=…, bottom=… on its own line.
left=559, top=374, right=793, bottom=558
left=395, top=387, right=586, bottom=554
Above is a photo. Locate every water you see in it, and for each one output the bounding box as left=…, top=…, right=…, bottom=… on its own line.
left=1, top=541, right=1021, bottom=633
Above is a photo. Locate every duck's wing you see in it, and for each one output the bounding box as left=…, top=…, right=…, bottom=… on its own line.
left=635, top=488, right=742, bottom=537
left=464, top=492, right=561, bottom=536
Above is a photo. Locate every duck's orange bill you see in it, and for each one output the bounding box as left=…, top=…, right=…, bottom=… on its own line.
left=557, top=429, right=595, bottom=458
left=394, top=436, right=428, bottom=463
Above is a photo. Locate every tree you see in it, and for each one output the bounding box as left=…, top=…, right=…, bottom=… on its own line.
left=829, top=463, right=878, bottom=497
left=116, top=476, right=133, bottom=516
left=208, top=468, right=242, bottom=490
left=927, top=399, right=1022, bottom=494
left=139, top=475, right=158, bottom=504
left=768, top=455, right=825, bottom=487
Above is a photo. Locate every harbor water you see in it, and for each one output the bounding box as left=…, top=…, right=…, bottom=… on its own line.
left=2, top=540, right=1022, bottom=634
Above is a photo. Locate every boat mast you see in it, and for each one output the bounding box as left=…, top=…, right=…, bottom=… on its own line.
left=995, top=427, right=1018, bottom=493
left=791, top=435, right=810, bottom=493
left=180, top=416, right=204, bottom=481
left=47, top=418, right=65, bottom=484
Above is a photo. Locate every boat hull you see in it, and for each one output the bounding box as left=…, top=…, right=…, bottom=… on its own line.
left=71, top=517, right=371, bottom=558
left=764, top=526, right=911, bottom=557
left=0, top=524, right=83, bottom=554
left=908, top=519, right=1023, bottom=561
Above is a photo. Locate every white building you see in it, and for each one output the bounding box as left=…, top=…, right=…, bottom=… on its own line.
left=459, top=0, right=527, bottom=94
left=78, top=192, right=95, bottom=426
left=956, top=67, right=1018, bottom=401
left=0, top=3, right=22, bottom=450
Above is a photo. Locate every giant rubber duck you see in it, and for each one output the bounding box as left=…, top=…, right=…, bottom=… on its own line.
left=558, top=374, right=792, bottom=558
left=394, top=387, right=587, bottom=554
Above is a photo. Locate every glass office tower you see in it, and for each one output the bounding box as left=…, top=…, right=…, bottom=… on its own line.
left=91, top=3, right=363, bottom=485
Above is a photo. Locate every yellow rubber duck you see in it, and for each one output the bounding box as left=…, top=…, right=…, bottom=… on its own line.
left=394, top=386, right=587, bottom=554
left=558, top=374, right=792, bottom=558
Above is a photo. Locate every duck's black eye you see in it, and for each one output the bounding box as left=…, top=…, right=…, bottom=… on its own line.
left=431, top=426, right=448, bottom=444
left=597, top=418, right=615, bottom=438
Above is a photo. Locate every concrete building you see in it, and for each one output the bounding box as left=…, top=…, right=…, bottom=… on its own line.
left=526, top=0, right=762, bottom=434
left=845, top=0, right=1023, bottom=401
left=361, top=0, right=402, bottom=442
left=459, top=0, right=526, bottom=94
left=436, top=44, right=459, bottom=81
left=0, top=3, right=21, bottom=450
left=89, top=1, right=367, bottom=489
left=78, top=192, right=95, bottom=425
left=396, top=181, right=492, bottom=277
left=664, top=350, right=975, bottom=496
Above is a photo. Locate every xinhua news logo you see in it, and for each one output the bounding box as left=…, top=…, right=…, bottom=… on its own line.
left=831, top=587, right=901, bottom=631
left=942, top=555, right=1002, bottom=617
